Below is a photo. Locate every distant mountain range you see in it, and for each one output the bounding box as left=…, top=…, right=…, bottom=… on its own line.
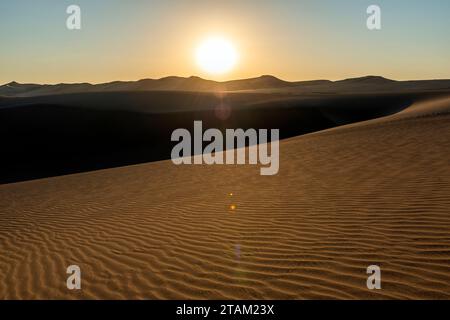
left=1, top=75, right=450, bottom=97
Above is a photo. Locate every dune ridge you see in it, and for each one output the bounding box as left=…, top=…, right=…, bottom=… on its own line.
left=0, top=97, right=450, bottom=299
left=2, top=75, right=450, bottom=97
left=0, top=90, right=422, bottom=184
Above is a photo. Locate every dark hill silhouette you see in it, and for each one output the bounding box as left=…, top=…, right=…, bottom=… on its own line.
left=335, top=75, right=396, bottom=85
left=2, top=75, right=450, bottom=97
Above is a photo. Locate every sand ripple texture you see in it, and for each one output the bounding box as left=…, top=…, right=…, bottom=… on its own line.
left=1, top=98, right=450, bottom=299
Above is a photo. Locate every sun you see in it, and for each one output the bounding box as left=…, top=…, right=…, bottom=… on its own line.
left=196, top=37, right=238, bottom=75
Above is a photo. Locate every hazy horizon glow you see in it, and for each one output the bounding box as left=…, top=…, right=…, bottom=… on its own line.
left=1, top=0, right=450, bottom=84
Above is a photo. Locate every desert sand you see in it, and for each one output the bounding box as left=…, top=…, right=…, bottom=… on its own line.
left=0, top=94, right=449, bottom=299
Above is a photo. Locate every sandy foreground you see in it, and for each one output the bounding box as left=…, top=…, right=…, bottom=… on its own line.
left=1, top=97, right=450, bottom=299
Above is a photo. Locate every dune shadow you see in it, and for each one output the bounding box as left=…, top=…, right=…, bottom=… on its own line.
left=0, top=90, right=422, bottom=184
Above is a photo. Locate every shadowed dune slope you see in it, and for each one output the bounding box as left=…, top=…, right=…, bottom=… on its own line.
left=0, top=91, right=420, bottom=183
left=0, top=97, right=449, bottom=299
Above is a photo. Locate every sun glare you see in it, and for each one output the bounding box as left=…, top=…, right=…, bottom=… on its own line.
left=196, top=37, right=238, bottom=75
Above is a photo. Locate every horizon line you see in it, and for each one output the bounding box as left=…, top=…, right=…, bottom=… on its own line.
left=3, top=75, right=450, bottom=87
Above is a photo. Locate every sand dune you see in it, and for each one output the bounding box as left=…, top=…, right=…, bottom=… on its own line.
left=2, top=75, right=450, bottom=97
left=1, top=97, right=450, bottom=299
left=0, top=90, right=418, bottom=183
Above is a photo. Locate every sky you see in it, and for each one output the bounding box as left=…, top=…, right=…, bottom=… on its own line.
left=1, top=0, right=450, bottom=84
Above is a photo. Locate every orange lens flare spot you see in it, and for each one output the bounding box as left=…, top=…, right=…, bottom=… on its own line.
left=230, top=204, right=236, bottom=211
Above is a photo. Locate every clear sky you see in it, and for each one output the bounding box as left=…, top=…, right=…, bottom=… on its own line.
left=1, top=0, right=449, bottom=84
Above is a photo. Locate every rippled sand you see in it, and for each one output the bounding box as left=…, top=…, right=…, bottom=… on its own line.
left=1, top=96, right=450, bottom=299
